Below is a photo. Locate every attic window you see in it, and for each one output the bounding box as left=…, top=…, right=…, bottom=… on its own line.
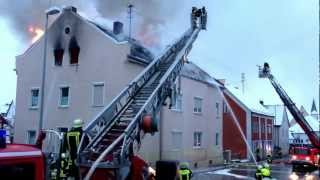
left=65, top=27, right=70, bottom=34
left=69, top=37, right=80, bottom=64
left=54, top=48, right=64, bottom=66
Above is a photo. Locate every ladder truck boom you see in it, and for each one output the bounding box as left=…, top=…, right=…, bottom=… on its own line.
left=78, top=7, right=207, bottom=179
left=259, top=63, right=320, bottom=149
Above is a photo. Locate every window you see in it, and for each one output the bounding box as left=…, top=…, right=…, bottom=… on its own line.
left=93, top=83, right=104, bottom=106
left=193, top=132, right=202, bottom=147
left=27, top=130, right=36, bottom=144
left=216, top=102, right=220, bottom=117
left=215, top=133, right=219, bottom=146
left=172, top=132, right=182, bottom=150
left=223, top=101, right=228, bottom=113
left=59, top=87, right=69, bottom=106
left=193, top=97, right=202, bottom=113
left=31, top=89, right=39, bottom=108
left=69, top=37, right=80, bottom=64
left=54, top=48, right=64, bottom=66
left=172, top=94, right=182, bottom=111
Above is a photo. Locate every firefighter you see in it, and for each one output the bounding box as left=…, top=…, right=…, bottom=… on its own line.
left=66, top=118, right=83, bottom=179
left=266, top=154, right=272, bottom=164
left=179, top=162, right=192, bottom=180
left=255, top=165, right=263, bottom=180
left=261, top=163, right=271, bottom=179
left=191, top=7, right=198, bottom=29
left=255, top=148, right=261, bottom=162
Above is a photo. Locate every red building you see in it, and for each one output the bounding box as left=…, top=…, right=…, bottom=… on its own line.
left=222, top=87, right=274, bottom=160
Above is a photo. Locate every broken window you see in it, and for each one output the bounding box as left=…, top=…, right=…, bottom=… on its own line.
left=54, top=48, right=64, bottom=66
left=69, top=37, right=80, bottom=64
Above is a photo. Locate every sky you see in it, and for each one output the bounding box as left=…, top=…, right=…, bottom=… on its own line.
left=0, top=0, right=318, bottom=115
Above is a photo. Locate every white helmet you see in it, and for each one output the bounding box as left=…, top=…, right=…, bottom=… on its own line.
left=73, top=118, right=84, bottom=128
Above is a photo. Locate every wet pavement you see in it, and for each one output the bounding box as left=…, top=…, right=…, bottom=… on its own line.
left=192, top=161, right=320, bottom=180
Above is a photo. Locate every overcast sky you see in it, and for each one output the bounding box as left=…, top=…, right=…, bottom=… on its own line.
left=0, top=0, right=318, bottom=114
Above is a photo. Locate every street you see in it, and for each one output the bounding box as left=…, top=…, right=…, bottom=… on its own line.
left=193, top=162, right=320, bottom=180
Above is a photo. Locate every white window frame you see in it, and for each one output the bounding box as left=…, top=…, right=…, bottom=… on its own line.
left=171, top=130, right=183, bottom=150
left=59, top=85, right=70, bottom=108
left=26, top=130, right=36, bottom=144
left=30, top=87, right=40, bottom=109
left=193, top=97, right=203, bottom=114
left=92, top=82, right=105, bottom=107
left=193, top=131, right=202, bottom=148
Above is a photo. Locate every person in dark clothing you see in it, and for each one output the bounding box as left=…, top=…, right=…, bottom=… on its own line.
left=66, top=119, right=83, bottom=179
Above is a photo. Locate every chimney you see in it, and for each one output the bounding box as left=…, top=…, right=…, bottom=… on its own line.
left=113, top=21, right=123, bottom=35
left=63, top=6, right=77, bottom=13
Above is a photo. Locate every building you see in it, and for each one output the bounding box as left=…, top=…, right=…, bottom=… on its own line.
left=222, top=86, right=274, bottom=160
left=289, top=115, right=319, bottom=145
left=262, top=104, right=290, bottom=155
left=14, top=7, right=223, bottom=167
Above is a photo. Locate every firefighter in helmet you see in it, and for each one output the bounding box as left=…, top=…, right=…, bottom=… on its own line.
left=179, top=162, right=192, bottom=180
left=66, top=118, right=83, bottom=179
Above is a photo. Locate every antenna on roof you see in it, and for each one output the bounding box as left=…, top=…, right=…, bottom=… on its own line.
left=127, top=3, right=134, bottom=40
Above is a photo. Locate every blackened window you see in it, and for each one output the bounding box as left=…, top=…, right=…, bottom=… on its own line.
left=54, top=48, right=64, bottom=66
left=60, top=87, right=69, bottom=106
left=69, top=37, right=80, bottom=64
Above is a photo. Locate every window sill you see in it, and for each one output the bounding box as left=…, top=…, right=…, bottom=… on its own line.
left=193, top=112, right=202, bottom=115
left=70, top=63, right=79, bottom=66
left=193, top=146, right=203, bottom=149
left=171, top=109, right=183, bottom=113
left=58, top=105, right=69, bottom=109
left=29, top=106, right=39, bottom=110
left=92, top=105, right=104, bottom=108
left=171, top=149, right=182, bottom=151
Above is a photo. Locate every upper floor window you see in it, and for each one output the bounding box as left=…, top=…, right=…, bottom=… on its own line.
left=31, top=88, right=39, bottom=108
left=69, top=37, right=80, bottom=65
left=93, top=83, right=104, bottom=106
left=223, top=101, right=228, bottom=113
left=54, top=48, right=64, bottom=66
left=59, top=87, right=69, bottom=107
left=193, top=132, right=202, bottom=147
left=193, top=97, right=202, bottom=113
left=216, top=102, right=220, bottom=117
left=215, top=133, right=219, bottom=146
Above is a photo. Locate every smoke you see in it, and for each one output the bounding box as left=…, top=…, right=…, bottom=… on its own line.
left=0, top=0, right=191, bottom=52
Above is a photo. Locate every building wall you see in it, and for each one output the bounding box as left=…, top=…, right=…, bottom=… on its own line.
left=14, top=11, right=144, bottom=143
left=139, top=76, right=223, bottom=167
left=223, top=93, right=247, bottom=159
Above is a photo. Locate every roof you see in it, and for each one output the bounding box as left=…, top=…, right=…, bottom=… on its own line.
left=264, top=105, right=288, bottom=126
left=180, top=62, right=223, bottom=87
left=225, top=85, right=273, bottom=117
left=289, top=115, right=320, bottom=134
left=0, top=144, right=42, bottom=158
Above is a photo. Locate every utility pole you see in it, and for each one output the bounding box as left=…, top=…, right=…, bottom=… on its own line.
left=128, top=3, right=133, bottom=40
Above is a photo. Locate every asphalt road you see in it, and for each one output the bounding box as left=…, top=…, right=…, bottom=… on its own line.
left=192, top=162, right=320, bottom=180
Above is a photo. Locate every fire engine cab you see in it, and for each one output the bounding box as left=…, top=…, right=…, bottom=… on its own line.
left=290, top=145, right=319, bottom=169
left=0, top=130, right=45, bottom=180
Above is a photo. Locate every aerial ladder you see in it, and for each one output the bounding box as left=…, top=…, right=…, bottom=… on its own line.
left=78, top=7, right=207, bottom=179
left=259, top=63, right=320, bottom=149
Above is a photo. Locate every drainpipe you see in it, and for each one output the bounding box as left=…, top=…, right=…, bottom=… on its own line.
left=159, top=107, right=163, bottom=160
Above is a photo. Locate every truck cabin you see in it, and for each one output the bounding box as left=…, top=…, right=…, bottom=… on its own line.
left=0, top=143, right=45, bottom=180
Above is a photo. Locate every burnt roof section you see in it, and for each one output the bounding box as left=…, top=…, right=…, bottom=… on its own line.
left=88, top=20, right=154, bottom=63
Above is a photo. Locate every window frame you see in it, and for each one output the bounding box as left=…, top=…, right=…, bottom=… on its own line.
left=193, top=97, right=203, bottom=114
left=30, top=87, right=40, bottom=109
left=193, top=131, right=202, bottom=148
left=92, top=82, right=105, bottom=107
left=216, top=102, right=220, bottom=118
left=215, top=132, right=219, bottom=146
left=59, top=86, right=70, bottom=108
left=26, top=130, right=36, bottom=144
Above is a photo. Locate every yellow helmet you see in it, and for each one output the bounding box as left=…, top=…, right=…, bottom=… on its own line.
left=73, top=118, right=83, bottom=128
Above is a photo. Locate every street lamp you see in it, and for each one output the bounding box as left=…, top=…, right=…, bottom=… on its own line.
left=38, top=7, right=60, bottom=132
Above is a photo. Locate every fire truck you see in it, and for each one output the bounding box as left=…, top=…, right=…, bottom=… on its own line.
left=0, top=6, right=207, bottom=180
left=259, top=63, right=320, bottom=170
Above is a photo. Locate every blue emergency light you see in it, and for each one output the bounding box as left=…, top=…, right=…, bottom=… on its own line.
left=0, top=129, right=6, bottom=148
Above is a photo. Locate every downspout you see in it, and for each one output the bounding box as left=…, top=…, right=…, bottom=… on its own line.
left=159, top=107, right=163, bottom=160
